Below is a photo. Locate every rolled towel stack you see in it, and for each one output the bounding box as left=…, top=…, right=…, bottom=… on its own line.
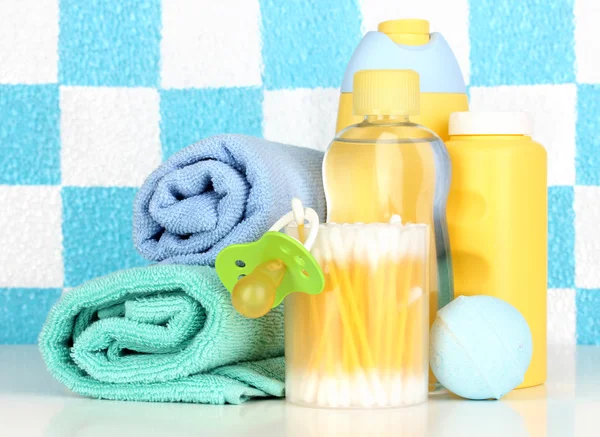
left=133, top=134, right=326, bottom=266
left=41, top=134, right=324, bottom=404
left=39, top=265, right=285, bottom=404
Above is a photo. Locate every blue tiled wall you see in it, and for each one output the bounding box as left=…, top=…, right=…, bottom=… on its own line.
left=0, top=0, right=598, bottom=344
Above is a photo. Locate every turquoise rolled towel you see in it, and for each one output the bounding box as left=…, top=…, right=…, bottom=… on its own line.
left=39, top=265, right=285, bottom=404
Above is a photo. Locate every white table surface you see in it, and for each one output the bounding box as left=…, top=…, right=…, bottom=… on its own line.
left=0, top=345, right=598, bottom=437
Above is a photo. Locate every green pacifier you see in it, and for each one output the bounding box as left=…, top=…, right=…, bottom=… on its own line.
left=216, top=199, right=325, bottom=318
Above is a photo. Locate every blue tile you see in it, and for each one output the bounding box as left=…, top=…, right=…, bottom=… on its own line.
left=470, top=0, right=575, bottom=86
left=576, top=289, right=600, bottom=345
left=62, top=187, right=147, bottom=288
left=576, top=84, right=600, bottom=185
left=0, top=288, right=61, bottom=344
left=260, top=0, right=362, bottom=89
left=59, top=0, right=161, bottom=86
left=160, top=87, right=263, bottom=158
left=0, top=85, right=60, bottom=185
left=548, top=186, right=575, bottom=288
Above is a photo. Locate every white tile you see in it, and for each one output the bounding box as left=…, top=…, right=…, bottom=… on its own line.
left=359, top=0, right=470, bottom=84
left=0, top=0, right=58, bottom=84
left=160, top=0, right=262, bottom=89
left=547, top=345, right=577, bottom=398
left=60, top=86, right=161, bottom=187
left=470, top=84, right=577, bottom=186
left=547, top=289, right=576, bottom=345
left=575, top=186, right=600, bottom=288
left=0, top=186, right=63, bottom=287
left=576, top=402, right=600, bottom=436
left=575, top=0, right=600, bottom=83
left=263, top=88, right=339, bottom=151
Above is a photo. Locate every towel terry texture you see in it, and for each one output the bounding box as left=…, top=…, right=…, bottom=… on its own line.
left=38, top=264, right=285, bottom=404
left=133, top=134, right=326, bottom=266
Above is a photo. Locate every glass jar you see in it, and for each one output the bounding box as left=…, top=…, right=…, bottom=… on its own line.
left=285, top=222, right=429, bottom=408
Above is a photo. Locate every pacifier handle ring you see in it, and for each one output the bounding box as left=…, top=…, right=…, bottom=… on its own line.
left=269, top=201, right=319, bottom=251
left=291, top=198, right=305, bottom=228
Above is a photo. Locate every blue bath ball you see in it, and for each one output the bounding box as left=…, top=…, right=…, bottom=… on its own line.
left=430, top=295, right=532, bottom=400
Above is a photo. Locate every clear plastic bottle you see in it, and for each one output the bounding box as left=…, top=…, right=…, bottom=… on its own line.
left=324, top=70, right=454, bottom=352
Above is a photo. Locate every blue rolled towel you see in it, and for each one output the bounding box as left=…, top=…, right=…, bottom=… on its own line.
left=134, top=134, right=326, bottom=265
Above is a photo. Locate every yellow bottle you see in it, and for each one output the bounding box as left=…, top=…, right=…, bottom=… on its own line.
left=324, top=69, right=454, bottom=372
left=336, top=19, right=468, bottom=140
left=446, top=112, right=547, bottom=388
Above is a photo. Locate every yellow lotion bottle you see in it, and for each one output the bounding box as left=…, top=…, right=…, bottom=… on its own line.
left=336, top=19, right=468, bottom=140
left=446, top=112, right=547, bottom=388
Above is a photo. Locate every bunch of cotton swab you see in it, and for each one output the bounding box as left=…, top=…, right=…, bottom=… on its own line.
left=285, top=218, right=429, bottom=408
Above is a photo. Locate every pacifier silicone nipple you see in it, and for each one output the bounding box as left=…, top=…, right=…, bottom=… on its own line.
left=216, top=198, right=325, bottom=318
left=231, top=259, right=286, bottom=318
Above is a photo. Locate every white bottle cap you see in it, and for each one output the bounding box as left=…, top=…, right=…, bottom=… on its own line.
left=449, top=111, right=533, bottom=136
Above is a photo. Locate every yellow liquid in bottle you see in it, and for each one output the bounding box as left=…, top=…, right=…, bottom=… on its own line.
left=324, top=136, right=438, bottom=327
left=323, top=117, right=453, bottom=392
